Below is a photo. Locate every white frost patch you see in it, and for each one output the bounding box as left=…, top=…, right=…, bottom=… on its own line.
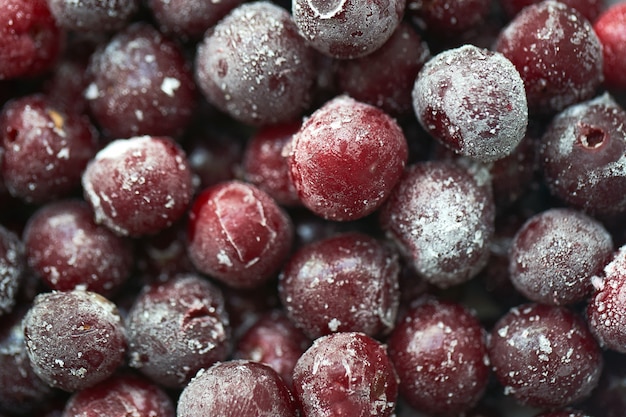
left=161, top=77, right=181, bottom=97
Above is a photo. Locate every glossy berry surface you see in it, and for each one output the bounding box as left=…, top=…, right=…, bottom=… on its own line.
left=0, top=225, right=24, bottom=316
left=0, top=0, right=63, bottom=80
left=293, top=331, right=398, bottom=417
left=85, top=23, right=196, bottom=139
left=187, top=181, right=293, bottom=289
left=488, top=303, right=603, bottom=408
left=413, top=45, right=527, bottom=162
left=46, top=0, right=140, bottom=32
left=63, top=373, right=175, bottom=417
left=540, top=93, right=626, bottom=216
left=82, top=135, right=194, bottom=237
left=177, top=360, right=298, bottom=417
left=292, top=0, right=405, bottom=59
left=495, top=0, right=603, bottom=115
left=1, top=94, right=98, bottom=204
left=243, top=121, right=301, bottom=207
left=126, top=274, right=230, bottom=389
left=233, top=309, right=310, bottom=388
left=509, top=208, right=613, bottom=305
left=288, top=95, right=408, bottom=221
left=380, top=161, right=494, bottom=288
left=587, top=244, right=626, bottom=353
left=279, top=232, right=400, bottom=339
left=336, top=22, right=430, bottom=117
left=22, top=290, right=127, bottom=392
left=23, top=200, right=134, bottom=295
left=147, top=0, right=244, bottom=40
left=388, top=298, right=490, bottom=416
left=195, top=2, right=316, bottom=126
left=594, top=2, right=626, bottom=91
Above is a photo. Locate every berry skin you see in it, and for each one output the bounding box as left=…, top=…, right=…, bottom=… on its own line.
left=594, top=2, right=626, bottom=91
left=288, top=95, right=408, bottom=221
left=412, top=44, right=528, bottom=162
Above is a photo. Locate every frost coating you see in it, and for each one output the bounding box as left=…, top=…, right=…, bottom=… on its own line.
left=0, top=226, right=24, bottom=315
left=412, top=44, right=528, bottom=162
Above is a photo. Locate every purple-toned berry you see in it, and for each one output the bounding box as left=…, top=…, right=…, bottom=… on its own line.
left=187, top=181, right=293, bottom=289
left=336, top=22, right=430, bottom=117
left=534, top=410, right=591, bottom=417
left=587, top=244, right=626, bottom=353
left=177, top=360, right=298, bottom=417
left=1, top=94, right=98, bottom=204
left=0, top=0, right=63, bottom=80
left=292, top=0, right=405, bottom=59
left=495, top=0, right=604, bottom=115
left=126, top=274, right=231, bottom=389
left=489, top=303, right=603, bottom=408
left=540, top=93, right=626, bottom=217
left=147, top=0, right=245, bottom=41
left=288, top=95, right=408, bottom=221
left=406, top=0, right=491, bottom=37
left=509, top=208, right=614, bottom=305
left=380, top=161, right=495, bottom=288
left=82, top=135, right=194, bottom=237
left=499, top=0, right=603, bottom=22
left=279, top=232, right=400, bottom=339
left=23, top=200, right=134, bottom=296
left=0, top=225, right=24, bottom=316
left=388, top=298, right=490, bottom=416
left=233, top=309, right=310, bottom=388
left=293, top=332, right=398, bottom=417
left=243, top=121, right=301, bottom=207
left=63, top=373, right=175, bottom=417
left=85, top=23, right=196, bottom=139
left=412, top=44, right=528, bottom=162
left=23, top=290, right=127, bottom=392
left=46, top=0, right=140, bottom=32
left=195, top=2, right=316, bottom=126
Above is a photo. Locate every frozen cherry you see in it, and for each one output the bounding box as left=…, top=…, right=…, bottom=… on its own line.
left=85, top=23, right=196, bottom=139
left=509, top=208, right=614, bottom=305
left=412, top=44, right=528, bottom=162
left=187, top=181, right=293, bottom=289
left=82, top=135, right=194, bottom=237
left=406, top=0, right=491, bottom=37
left=0, top=225, right=24, bottom=316
left=23, top=200, right=134, bottom=296
left=195, top=2, right=316, bottom=126
left=63, top=373, right=175, bottom=417
left=126, top=274, right=230, bottom=389
left=489, top=303, right=603, bottom=408
left=46, top=0, right=140, bottom=32
left=594, top=2, right=626, bottom=91
left=233, top=309, right=310, bottom=388
left=147, top=0, right=244, bottom=41
left=533, top=410, right=590, bottom=417
left=336, top=22, right=431, bottom=117
left=279, top=232, right=400, bottom=339
left=540, top=93, right=626, bottom=217
left=587, top=244, right=626, bottom=353
left=177, top=360, right=298, bottom=417
left=293, top=331, right=398, bottom=417
left=22, top=289, right=127, bottom=392
left=499, top=0, right=603, bottom=23
left=495, top=0, right=603, bottom=115
left=292, top=0, right=405, bottom=59
left=0, top=0, right=63, bottom=80
left=0, top=306, right=56, bottom=416
left=288, top=95, right=408, bottom=221
left=243, top=121, right=301, bottom=207
left=387, top=297, right=490, bottom=416
left=380, top=161, right=495, bottom=288
left=1, top=94, right=98, bottom=204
